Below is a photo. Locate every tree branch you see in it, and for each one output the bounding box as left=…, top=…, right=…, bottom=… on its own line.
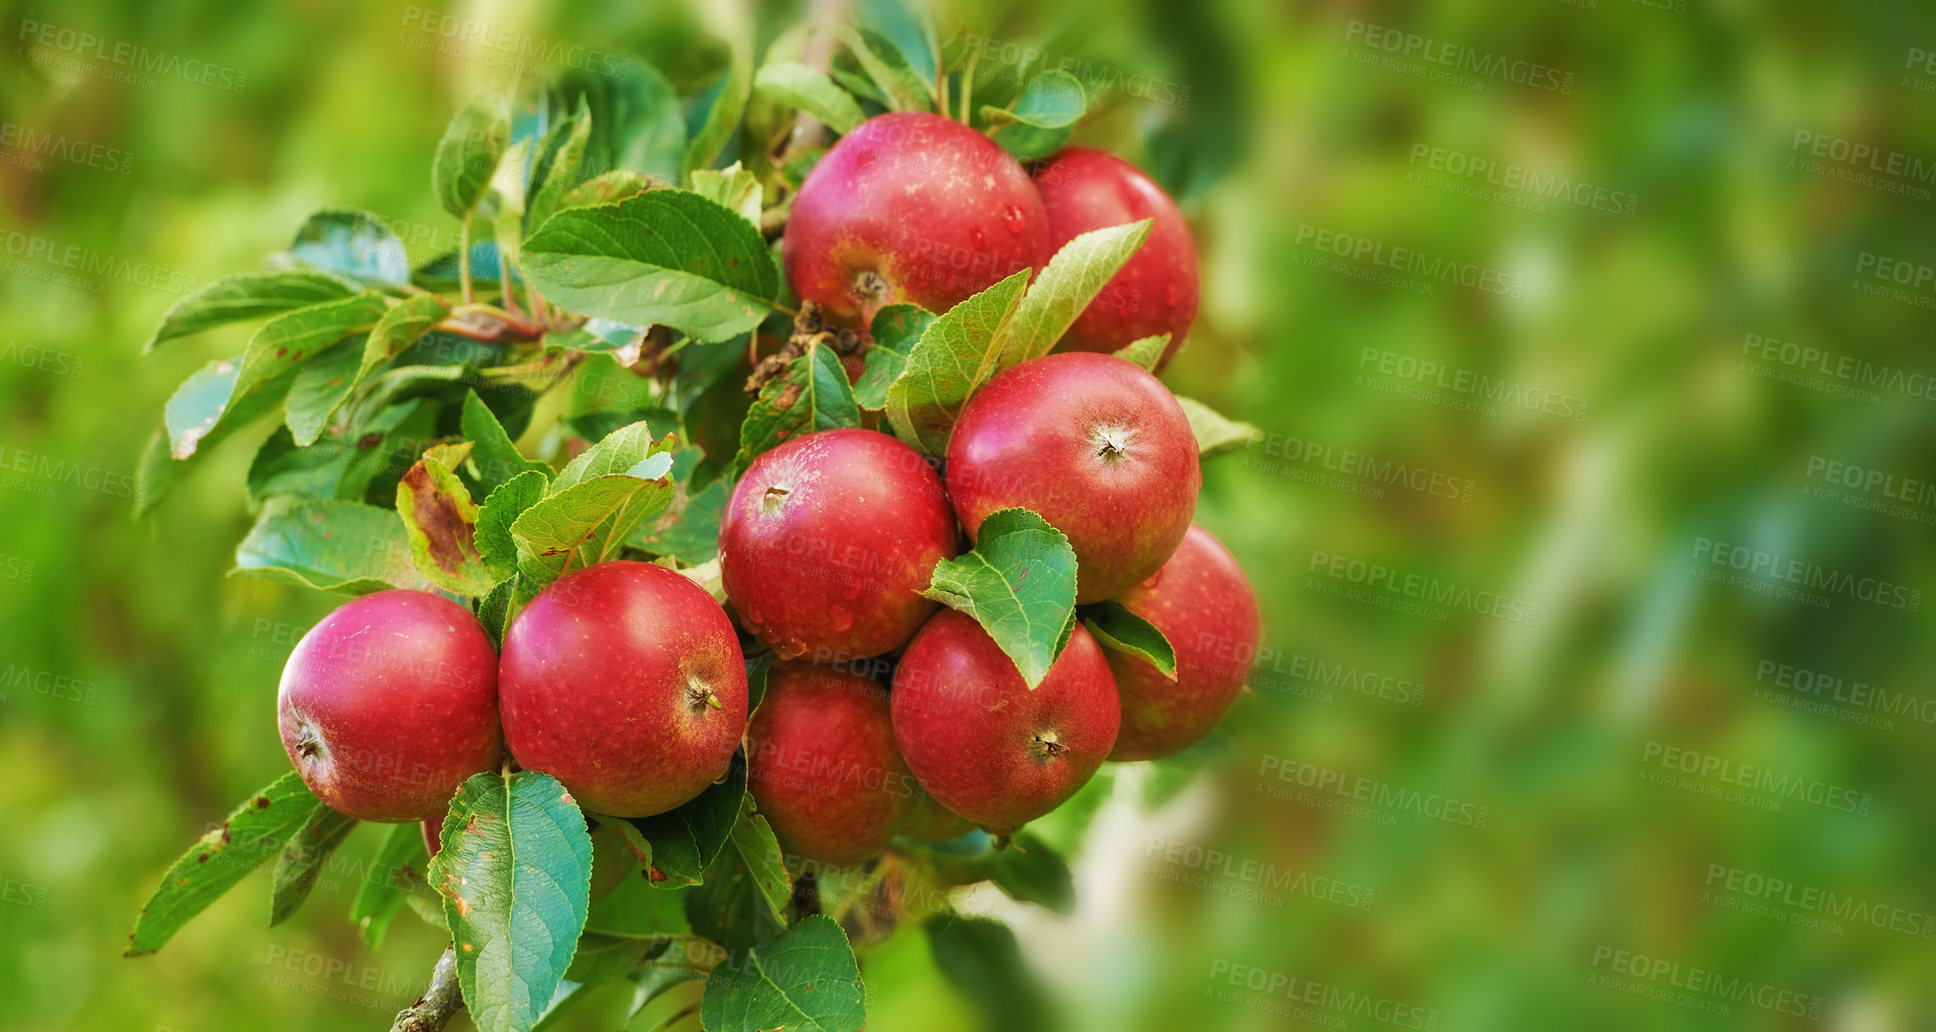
left=391, top=947, right=463, bottom=1032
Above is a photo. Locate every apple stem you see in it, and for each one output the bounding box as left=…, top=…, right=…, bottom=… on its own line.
left=390, top=946, right=462, bottom=1032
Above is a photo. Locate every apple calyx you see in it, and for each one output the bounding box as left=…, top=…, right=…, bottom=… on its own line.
left=1029, top=729, right=1069, bottom=761
left=1092, top=425, right=1136, bottom=461
left=761, top=485, right=791, bottom=515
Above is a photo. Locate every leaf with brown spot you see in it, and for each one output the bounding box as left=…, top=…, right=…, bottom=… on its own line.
left=397, top=441, right=498, bottom=597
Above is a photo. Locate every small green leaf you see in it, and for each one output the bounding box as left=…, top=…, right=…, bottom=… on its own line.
left=1174, top=395, right=1262, bottom=458
left=143, top=271, right=356, bottom=353
left=997, top=220, right=1151, bottom=368
left=686, top=844, right=785, bottom=953
left=435, top=91, right=513, bottom=219
left=854, top=304, right=934, bottom=409
left=461, top=391, right=551, bottom=494
left=922, top=508, right=1078, bottom=688
left=1116, top=334, right=1170, bottom=373
left=477, top=471, right=551, bottom=582
left=553, top=420, right=672, bottom=493
left=289, top=210, right=411, bottom=287
left=512, top=474, right=677, bottom=587
left=699, top=915, right=866, bottom=1032
left=528, top=103, right=592, bottom=234
left=925, top=915, right=1056, bottom=1032
left=984, top=832, right=1075, bottom=912
left=685, top=16, right=753, bottom=174
left=736, top=344, right=863, bottom=472
left=284, top=338, right=364, bottom=447
left=350, top=821, right=431, bottom=950
left=1079, top=600, right=1177, bottom=678
left=754, top=61, right=866, bottom=135
left=551, top=61, right=687, bottom=184
left=622, top=751, right=747, bottom=885
left=126, top=772, right=322, bottom=955
left=247, top=429, right=352, bottom=506
left=982, top=71, right=1087, bottom=161
left=430, top=770, right=594, bottom=1032
left=268, top=806, right=357, bottom=926
left=563, top=930, right=663, bottom=985
left=835, top=26, right=930, bottom=112
left=234, top=498, right=426, bottom=594
left=884, top=270, right=1031, bottom=453
left=635, top=477, right=728, bottom=564
left=397, top=442, right=497, bottom=596
left=731, top=804, right=792, bottom=926
left=559, top=171, right=654, bottom=210
left=521, top=190, right=779, bottom=343
left=358, top=293, right=449, bottom=382
left=689, top=162, right=763, bottom=227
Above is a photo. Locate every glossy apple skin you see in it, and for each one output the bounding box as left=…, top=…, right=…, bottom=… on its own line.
left=1105, top=524, right=1261, bottom=761
left=277, top=590, right=502, bottom=822
left=720, top=428, right=960, bottom=661
left=891, top=610, right=1119, bottom=835
left=1032, top=147, right=1200, bottom=369
left=783, top=112, right=1050, bottom=330
left=945, top=352, right=1200, bottom=603
left=498, top=561, right=747, bottom=818
left=746, top=662, right=916, bottom=867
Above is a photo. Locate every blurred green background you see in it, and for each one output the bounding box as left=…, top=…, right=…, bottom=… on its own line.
left=4, top=0, right=1935, bottom=1029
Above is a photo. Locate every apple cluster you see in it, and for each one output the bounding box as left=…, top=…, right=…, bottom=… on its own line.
left=272, top=112, right=1260, bottom=876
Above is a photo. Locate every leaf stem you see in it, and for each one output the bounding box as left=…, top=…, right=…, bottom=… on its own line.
left=458, top=218, right=475, bottom=306
left=648, top=1002, right=702, bottom=1032
left=390, top=947, right=463, bottom=1032
left=497, top=247, right=522, bottom=320
left=959, top=49, right=980, bottom=124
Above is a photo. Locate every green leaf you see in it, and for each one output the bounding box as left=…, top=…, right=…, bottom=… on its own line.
left=622, top=751, right=746, bottom=885
left=997, top=220, right=1151, bottom=368
left=922, top=508, right=1078, bottom=688
left=563, top=930, right=663, bottom=985
left=1174, top=394, right=1262, bottom=458
left=700, top=915, right=866, bottom=1032
left=551, top=61, right=687, bottom=184
left=884, top=269, right=1030, bottom=453
left=477, top=470, right=551, bottom=582
left=984, top=832, right=1075, bottom=912
left=857, top=0, right=937, bottom=86
left=521, top=190, right=779, bottom=343
left=357, top=292, right=449, bottom=382
left=462, top=391, right=551, bottom=494
left=350, top=821, right=431, bottom=950
left=635, top=477, right=727, bottom=564
left=289, top=210, right=410, bottom=287
left=854, top=304, right=934, bottom=409
left=559, top=170, right=654, bottom=210
left=1116, top=333, right=1170, bottom=373
left=143, top=271, right=356, bottom=353
left=627, top=953, right=706, bottom=1018
left=835, top=26, right=930, bottom=112
left=684, top=16, right=753, bottom=175
left=234, top=498, right=427, bottom=595
left=754, top=61, right=866, bottom=135
left=553, top=420, right=673, bottom=493
left=1079, top=599, right=1177, bottom=678
left=126, top=772, right=322, bottom=955
left=730, top=805, right=792, bottom=926
left=982, top=71, right=1087, bottom=161
left=145, top=366, right=301, bottom=515
left=284, top=338, right=364, bottom=446
left=435, top=91, right=513, bottom=219
left=924, top=915, right=1056, bottom=1032
left=686, top=845, right=785, bottom=953
left=736, top=344, right=863, bottom=472
left=689, top=162, right=763, bottom=227
left=430, top=770, right=594, bottom=1032
left=248, top=429, right=352, bottom=505
left=397, top=442, right=497, bottom=596
left=512, top=475, right=676, bottom=586
left=267, top=806, right=357, bottom=926
left=527, top=103, right=592, bottom=235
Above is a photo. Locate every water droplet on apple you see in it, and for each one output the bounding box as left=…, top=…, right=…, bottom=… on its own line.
left=829, top=608, right=855, bottom=632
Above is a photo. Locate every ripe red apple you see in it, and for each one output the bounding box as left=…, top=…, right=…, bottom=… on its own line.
left=945, top=352, right=1200, bottom=603
left=783, top=111, right=1049, bottom=330
left=1032, top=147, right=1199, bottom=369
left=720, top=428, right=959, bottom=660
left=498, top=560, right=747, bottom=818
left=746, top=661, right=915, bottom=867
left=1105, top=524, right=1261, bottom=761
left=891, top=610, right=1120, bottom=834
left=277, top=590, right=501, bottom=822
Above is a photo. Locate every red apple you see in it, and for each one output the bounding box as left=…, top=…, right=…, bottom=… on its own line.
left=945, top=352, right=1200, bottom=603
left=497, top=561, right=747, bottom=818
left=1032, top=147, right=1199, bottom=369
left=720, top=428, right=959, bottom=660
left=783, top=111, right=1050, bottom=330
left=891, top=610, right=1119, bottom=834
left=277, top=590, right=501, bottom=822
left=746, top=661, right=915, bottom=867
left=1105, top=524, right=1260, bottom=761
